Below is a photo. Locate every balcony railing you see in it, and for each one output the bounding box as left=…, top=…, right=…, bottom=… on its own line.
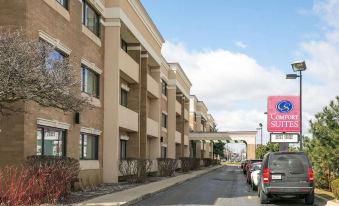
left=119, top=105, right=138, bottom=132
left=119, top=49, right=139, bottom=83
left=175, top=131, right=181, bottom=144
left=175, top=100, right=182, bottom=115
left=147, top=118, right=159, bottom=137
left=147, top=74, right=159, bottom=98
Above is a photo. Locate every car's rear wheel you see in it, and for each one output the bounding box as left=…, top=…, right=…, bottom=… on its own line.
left=305, top=192, right=314, bottom=205
left=259, top=189, right=269, bottom=204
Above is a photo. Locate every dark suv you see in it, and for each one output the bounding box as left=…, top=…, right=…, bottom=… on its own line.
left=258, top=152, right=314, bottom=205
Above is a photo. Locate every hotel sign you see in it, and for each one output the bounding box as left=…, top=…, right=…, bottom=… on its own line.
left=270, top=133, right=299, bottom=143
left=267, top=96, right=300, bottom=132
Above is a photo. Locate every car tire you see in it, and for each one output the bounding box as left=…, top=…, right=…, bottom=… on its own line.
left=251, top=181, right=257, bottom=191
left=259, top=189, right=269, bottom=204
left=305, top=192, right=314, bottom=205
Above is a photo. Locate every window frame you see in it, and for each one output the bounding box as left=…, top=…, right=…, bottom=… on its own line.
left=121, top=39, right=128, bottom=52
left=161, top=79, right=167, bottom=96
left=120, top=88, right=128, bottom=107
left=56, top=0, right=68, bottom=9
left=120, top=140, right=127, bottom=160
left=81, top=65, right=100, bottom=98
left=79, top=133, right=99, bottom=160
left=161, top=113, right=167, bottom=128
left=161, top=147, right=167, bottom=158
left=37, top=126, right=67, bottom=157
left=82, top=0, right=100, bottom=37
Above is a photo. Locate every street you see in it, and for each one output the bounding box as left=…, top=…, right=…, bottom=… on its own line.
left=134, top=165, right=326, bottom=206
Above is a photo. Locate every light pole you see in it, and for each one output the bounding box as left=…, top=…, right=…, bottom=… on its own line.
left=286, top=60, right=307, bottom=150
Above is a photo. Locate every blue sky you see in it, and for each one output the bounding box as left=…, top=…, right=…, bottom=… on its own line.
left=142, top=0, right=320, bottom=71
left=141, top=0, right=339, bottom=151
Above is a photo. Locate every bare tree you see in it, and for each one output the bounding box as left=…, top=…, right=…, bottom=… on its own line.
left=0, top=27, right=89, bottom=114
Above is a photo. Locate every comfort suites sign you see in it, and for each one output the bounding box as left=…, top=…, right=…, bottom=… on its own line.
left=267, top=96, right=300, bottom=133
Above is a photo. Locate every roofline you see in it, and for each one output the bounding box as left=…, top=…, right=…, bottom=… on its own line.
left=168, top=63, right=193, bottom=86
left=130, top=0, right=165, bottom=45
left=197, top=100, right=208, bottom=113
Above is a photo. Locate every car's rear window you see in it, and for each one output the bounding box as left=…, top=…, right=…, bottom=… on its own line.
left=269, top=153, right=309, bottom=174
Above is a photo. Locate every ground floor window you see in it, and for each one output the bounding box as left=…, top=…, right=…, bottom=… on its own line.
left=37, top=126, right=66, bottom=156
left=120, top=140, right=127, bottom=159
left=161, top=146, right=167, bottom=158
left=191, top=141, right=197, bottom=158
left=80, top=133, right=99, bottom=160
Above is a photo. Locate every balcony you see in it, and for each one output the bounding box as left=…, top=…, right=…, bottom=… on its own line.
left=147, top=74, right=159, bottom=98
left=119, top=105, right=138, bottom=132
left=147, top=118, right=159, bottom=137
left=184, top=135, right=189, bottom=146
left=175, top=131, right=181, bottom=144
left=184, top=109, right=189, bottom=121
left=175, top=100, right=182, bottom=116
left=119, top=49, right=139, bottom=83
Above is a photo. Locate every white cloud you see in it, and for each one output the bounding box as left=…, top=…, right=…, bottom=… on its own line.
left=235, top=41, right=248, bottom=48
left=161, top=0, right=339, bottom=143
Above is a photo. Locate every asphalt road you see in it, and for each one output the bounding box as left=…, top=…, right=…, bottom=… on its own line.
left=134, top=165, right=327, bottom=206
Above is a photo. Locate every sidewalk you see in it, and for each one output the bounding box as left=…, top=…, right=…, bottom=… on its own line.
left=315, top=188, right=339, bottom=206
left=77, top=165, right=223, bottom=206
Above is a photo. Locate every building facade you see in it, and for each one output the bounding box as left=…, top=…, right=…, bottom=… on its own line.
left=0, top=0, right=205, bottom=186
left=189, top=95, right=215, bottom=159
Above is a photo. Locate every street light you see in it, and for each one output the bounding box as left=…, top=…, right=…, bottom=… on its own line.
left=256, top=123, right=263, bottom=145
left=286, top=60, right=307, bottom=150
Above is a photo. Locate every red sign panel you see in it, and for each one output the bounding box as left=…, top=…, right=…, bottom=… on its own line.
left=267, top=96, right=300, bottom=132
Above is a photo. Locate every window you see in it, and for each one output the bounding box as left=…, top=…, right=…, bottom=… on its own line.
left=120, top=89, right=128, bottom=107
left=161, top=113, right=167, bottom=128
left=121, top=39, right=128, bottom=52
left=56, top=0, right=68, bottom=9
left=120, top=140, right=127, bottom=159
left=45, top=49, right=66, bottom=70
left=194, top=113, right=197, bottom=122
left=161, top=147, right=167, bottom=158
left=191, top=141, right=197, bottom=158
left=82, top=0, right=100, bottom=37
left=81, top=65, right=100, bottom=98
left=79, top=133, right=98, bottom=160
left=161, top=79, right=167, bottom=96
left=37, top=126, right=66, bottom=156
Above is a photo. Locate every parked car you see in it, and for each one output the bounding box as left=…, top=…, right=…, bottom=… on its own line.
left=242, top=160, right=249, bottom=174
left=258, top=152, right=314, bottom=205
left=240, top=160, right=246, bottom=169
left=246, top=159, right=262, bottom=184
left=250, top=162, right=262, bottom=190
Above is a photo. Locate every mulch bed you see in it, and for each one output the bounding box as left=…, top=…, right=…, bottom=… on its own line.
left=58, top=173, right=186, bottom=205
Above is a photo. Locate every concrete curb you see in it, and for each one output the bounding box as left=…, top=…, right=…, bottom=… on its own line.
left=78, top=165, right=223, bottom=206
left=315, top=194, right=339, bottom=206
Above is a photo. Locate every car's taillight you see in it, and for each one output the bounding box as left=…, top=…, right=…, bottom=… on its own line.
left=307, top=168, right=314, bottom=182
left=263, top=168, right=270, bottom=184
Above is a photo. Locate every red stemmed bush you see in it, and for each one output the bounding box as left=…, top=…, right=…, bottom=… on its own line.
left=0, top=156, right=79, bottom=205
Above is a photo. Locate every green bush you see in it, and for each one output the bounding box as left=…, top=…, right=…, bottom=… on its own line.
left=331, top=179, right=339, bottom=200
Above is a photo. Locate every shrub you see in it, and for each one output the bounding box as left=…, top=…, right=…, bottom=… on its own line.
left=180, top=158, right=192, bottom=173
left=202, top=158, right=212, bottom=167
left=331, top=179, right=339, bottom=200
left=157, top=158, right=178, bottom=177
left=0, top=156, right=80, bottom=205
left=119, top=159, right=152, bottom=183
left=191, top=158, right=201, bottom=170
left=25, top=155, right=80, bottom=197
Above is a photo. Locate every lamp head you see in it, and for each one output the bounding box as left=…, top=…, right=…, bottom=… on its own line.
left=286, top=74, right=299, bottom=79
left=291, top=60, right=307, bottom=72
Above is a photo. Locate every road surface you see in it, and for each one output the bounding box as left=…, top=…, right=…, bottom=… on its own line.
left=134, top=165, right=326, bottom=206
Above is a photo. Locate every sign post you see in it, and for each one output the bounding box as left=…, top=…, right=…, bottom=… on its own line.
left=267, top=96, right=301, bottom=151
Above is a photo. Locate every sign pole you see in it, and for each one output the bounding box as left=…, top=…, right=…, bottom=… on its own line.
left=299, top=71, right=303, bottom=150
